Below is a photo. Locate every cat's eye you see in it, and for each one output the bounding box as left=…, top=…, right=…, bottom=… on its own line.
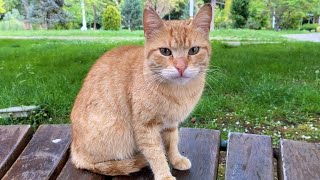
left=159, top=48, right=172, bottom=56
left=188, top=47, right=200, bottom=55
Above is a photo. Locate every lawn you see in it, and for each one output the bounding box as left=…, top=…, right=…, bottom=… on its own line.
left=0, top=29, right=306, bottom=41
left=0, top=30, right=319, bottom=145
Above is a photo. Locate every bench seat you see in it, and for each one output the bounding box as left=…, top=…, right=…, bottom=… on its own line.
left=0, top=125, right=319, bottom=180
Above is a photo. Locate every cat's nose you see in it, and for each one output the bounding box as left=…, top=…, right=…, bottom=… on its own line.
left=174, top=58, right=187, bottom=76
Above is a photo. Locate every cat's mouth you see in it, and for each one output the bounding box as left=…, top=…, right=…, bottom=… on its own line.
left=167, top=76, right=192, bottom=85
left=158, top=68, right=199, bottom=85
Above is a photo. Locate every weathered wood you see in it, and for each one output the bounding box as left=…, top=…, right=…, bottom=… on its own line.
left=2, top=125, right=71, bottom=180
left=225, top=132, right=273, bottom=180
left=278, top=139, right=320, bottom=180
left=57, top=158, right=105, bottom=180
left=0, top=125, right=33, bottom=178
left=114, top=128, right=221, bottom=180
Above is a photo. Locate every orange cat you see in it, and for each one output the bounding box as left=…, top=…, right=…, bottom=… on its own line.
left=71, top=4, right=212, bottom=180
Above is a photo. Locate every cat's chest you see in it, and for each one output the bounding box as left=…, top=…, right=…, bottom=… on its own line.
left=157, top=91, right=201, bottom=124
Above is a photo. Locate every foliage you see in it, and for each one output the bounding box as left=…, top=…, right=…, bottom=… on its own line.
left=3, top=0, right=19, bottom=12
left=246, top=0, right=270, bottom=30
left=146, top=0, right=186, bottom=18
left=102, top=5, right=121, bottom=30
left=300, top=23, right=318, bottom=32
left=0, top=0, right=6, bottom=14
left=0, top=9, right=24, bottom=30
left=270, top=0, right=320, bottom=30
left=223, top=0, right=231, bottom=21
left=121, top=0, right=142, bottom=30
left=230, top=0, right=249, bottom=28
left=214, top=6, right=231, bottom=29
left=180, top=0, right=203, bottom=19
left=29, top=0, right=72, bottom=29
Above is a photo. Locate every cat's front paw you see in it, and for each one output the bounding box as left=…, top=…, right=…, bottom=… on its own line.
left=161, top=176, right=176, bottom=180
left=171, top=156, right=191, bottom=170
left=154, top=175, right=176, bottom=180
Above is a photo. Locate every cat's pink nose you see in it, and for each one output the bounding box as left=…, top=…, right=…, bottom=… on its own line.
left=174, top=58, right=187, bottom=76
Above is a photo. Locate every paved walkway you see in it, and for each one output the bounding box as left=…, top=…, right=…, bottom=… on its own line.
left=283, top=33, right=320, bottom=42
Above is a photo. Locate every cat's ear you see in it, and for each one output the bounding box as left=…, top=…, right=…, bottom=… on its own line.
left=192, top=4, right=212, bottom=34
left=143, top=6, right=164, bottom=39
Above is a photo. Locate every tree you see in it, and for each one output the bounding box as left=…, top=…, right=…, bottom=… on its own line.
left=0, top=0, right=6, bottom=14
left=102, top=5, right=121, bottom=30
left=29, top=0, right=71, bottom=29
left=246, top=0, right=270, bottom=29
left=223, top=0, right=231, bottom=21
left=121, top=0, right=142, bottom=30
left=3, top=0, right=19, bottom=12
left=230, top=0, right=249, bottom=28
left=145, top=0, right=184, bottom=18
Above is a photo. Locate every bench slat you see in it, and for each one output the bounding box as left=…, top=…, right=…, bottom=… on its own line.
left=0, top=125, right=33, bottom=178
left=2, top=125, right=71, bottom=180
left=225, top=132, right=273, bottom=180
left=57, top=158, right=105, bottom=180
left=278, top=139, right=320, bottom=180
left=114, top=128, right=221, bottom=180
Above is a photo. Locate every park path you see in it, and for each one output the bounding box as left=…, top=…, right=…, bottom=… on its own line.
left=283, top=33, right=320, bottom=42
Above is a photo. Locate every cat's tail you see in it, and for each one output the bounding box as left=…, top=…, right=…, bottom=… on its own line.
left=88, top=154, right=148, bottom=176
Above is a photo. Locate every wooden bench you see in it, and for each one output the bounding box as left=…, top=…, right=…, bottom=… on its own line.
left=0, top=125, right=319, bottom=180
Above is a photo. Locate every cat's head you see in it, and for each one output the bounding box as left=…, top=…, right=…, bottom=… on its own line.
left=143, top=4, right=212, bottom=85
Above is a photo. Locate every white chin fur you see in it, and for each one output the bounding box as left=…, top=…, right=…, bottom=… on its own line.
left=160, top=68, right=199, bottom=85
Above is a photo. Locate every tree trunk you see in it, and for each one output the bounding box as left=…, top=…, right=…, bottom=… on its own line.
left=272, top=8, right=275, bottom=30
left=318, top=16, right=320, bottom=24
left=21, top=0, right=32, bottom=29
left=93, top=3, right=97, bottom=30
left=81, top=0, right=87, bottom=30
left=210, top=0, right=216, bottom=31
left=189, top=0, right=194, bottom=18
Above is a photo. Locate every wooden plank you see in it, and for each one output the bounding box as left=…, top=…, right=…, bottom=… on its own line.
left=2, top=125, right=71, bottom=180
left=57, top=158, right=105, bottom=180
left=278, top=139, right=320, bottom=180
left=114, top=128, right=221, bottom=180
left=0, top=125, right=33, bottom=178
left=225, top=132, right=273, bottom=180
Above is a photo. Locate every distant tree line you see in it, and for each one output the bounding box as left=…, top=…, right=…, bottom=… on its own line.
left=216, top=0, right=320, bottom=30
left=0, top=0, right=319, bottom=30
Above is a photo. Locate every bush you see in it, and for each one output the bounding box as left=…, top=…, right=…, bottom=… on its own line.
left=300, top=24, right=318, bottom=32
left=102, top=5, right=121, bottom=31
left=245, top=17, right=261, bottom=30
left=230, top=0, right=250, bottom=28
left=0, top=9, right=25, bottom=30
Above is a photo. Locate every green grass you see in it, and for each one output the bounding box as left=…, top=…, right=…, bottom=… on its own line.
left=0, top=30, right=145, bottom=37
left=0, top=29, right=309, bottom=41
left=0, top=31, right=319, bottom=145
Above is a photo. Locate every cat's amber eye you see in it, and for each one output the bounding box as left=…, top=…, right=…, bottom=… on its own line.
left=188, top=47, right=200, bottom=55
left=159, top=48, right=172, bottom=56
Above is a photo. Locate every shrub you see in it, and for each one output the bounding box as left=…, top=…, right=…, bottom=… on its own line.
left=300, top=24, right=318, bottom=32
left=0, top=9, right=25, bottom=30
left=245, top=17, right=261, bottom=30
left=230, top=0, right=250, bottom=28
left=102, top=5, right=121, bottom=31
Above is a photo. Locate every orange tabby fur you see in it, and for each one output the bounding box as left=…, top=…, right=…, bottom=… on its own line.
left=71, top=4, right=212, bottom=180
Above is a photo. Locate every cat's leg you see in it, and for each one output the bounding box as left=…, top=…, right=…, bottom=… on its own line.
left=162, top=127, right=191, bottom=170
left=135, top=124, right=176, bottom=180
